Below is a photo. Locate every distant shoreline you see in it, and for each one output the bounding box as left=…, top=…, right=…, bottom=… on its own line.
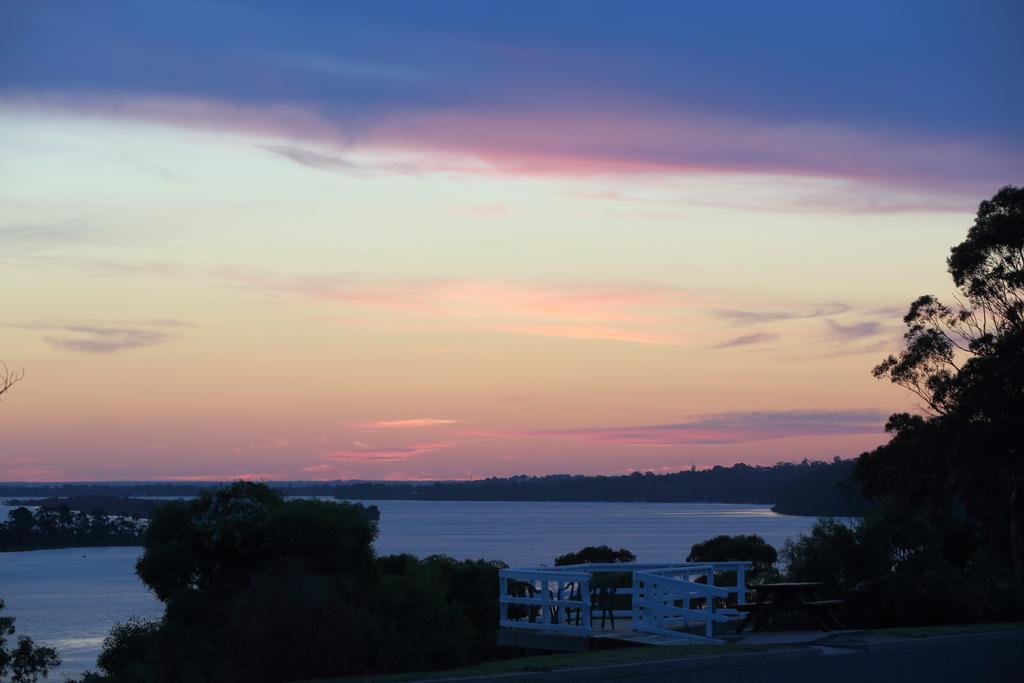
left=0, top=543, right=143, bottom=553
left=1, top=461, right=865, bottom=517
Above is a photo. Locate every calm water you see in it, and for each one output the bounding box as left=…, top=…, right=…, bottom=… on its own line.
left=0, top=500, right=817, bottom=679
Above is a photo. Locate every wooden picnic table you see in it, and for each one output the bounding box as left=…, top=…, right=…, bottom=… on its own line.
left=734, top=581, right=843, bottom=634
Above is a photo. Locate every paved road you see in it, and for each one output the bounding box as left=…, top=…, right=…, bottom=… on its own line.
left=448, top=630, right=1024, bottom=683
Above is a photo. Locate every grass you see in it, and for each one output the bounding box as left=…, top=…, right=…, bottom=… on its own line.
left=872, top=621, right=1024, bottom=638
left=299, top=643, right=784, bottom=682
left=299, top=621, right=1024, bottom=682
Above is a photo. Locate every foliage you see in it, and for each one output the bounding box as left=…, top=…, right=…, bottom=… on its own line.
left=554, top=545, right=636, bottom=566
left=136, top=482, right=376, bottom=602
left=0, top=505, right=143, bottom=552
left=0, top=600, right=60, bottom=683
left=783, top=511, right=1024, bottom=627
left=779, top=187, right=1024, bottom=628
left=862, top=185, right=1024, bottom=575
left=89, top=482, right=507, bottom=683
left=374, top=554, right=507, bottom=670
left=771, top=457, right=866, bottom=516
left=687, top=534, right=779, bottom=581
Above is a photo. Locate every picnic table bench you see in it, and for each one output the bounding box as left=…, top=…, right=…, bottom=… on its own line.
left=735, top=581, right=843, bottom=634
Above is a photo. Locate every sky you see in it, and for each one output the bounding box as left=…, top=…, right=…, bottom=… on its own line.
left=1, top=1, right=1022, bottom=481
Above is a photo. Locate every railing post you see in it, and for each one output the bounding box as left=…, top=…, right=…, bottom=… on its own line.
left=581, top=575, right=591, bottom=633
left=498, top=572, right=506, bottom=625
left=704, top=568, right=714, bottom=639
left=683, top=570, right=691, bottom=623
left=737, top=564, right=747, bottom=605
left=632, top=571, right=640, bottom=627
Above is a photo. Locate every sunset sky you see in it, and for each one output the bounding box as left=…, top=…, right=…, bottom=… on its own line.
left=1, top=1, right=1021, bottom=481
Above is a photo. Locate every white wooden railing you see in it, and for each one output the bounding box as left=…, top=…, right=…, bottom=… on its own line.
left=498, top=561, right=751, bottom=642
left=499, top=569, right=593, bottom=635
left=633, top=565, right=731, bottom=642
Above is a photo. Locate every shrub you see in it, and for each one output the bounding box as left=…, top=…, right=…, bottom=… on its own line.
left=554, top=545, right=636, bottom=566
left=92, top=483, right=509, bottom=682
left=782, top=509, right=1024, bottom=627
left=687, top=534, right=779, bottom=581
left=0, top=600, right=60, bottom=683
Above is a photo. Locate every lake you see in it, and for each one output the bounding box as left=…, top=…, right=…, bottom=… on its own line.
left=0, top=500, right=819, bottom=680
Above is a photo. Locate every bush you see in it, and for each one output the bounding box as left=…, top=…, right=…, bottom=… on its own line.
left=375, top=554, right=506, bottom=669
left=0, top=600, right=60, bottom=683
left=782, top=509, right=1024, bottom=627
left=687, top=534, right=779, bottom=582
left=91, top=483, right=508, bottom=682
left=554, top=545, right=636, bottom=566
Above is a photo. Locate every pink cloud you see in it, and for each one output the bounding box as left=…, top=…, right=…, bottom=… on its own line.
left=517, top=409, right=889, bottom=446
left=5, top=93, right=1014, bottom=204
left=498, top=323, right=673, bottom=345
left=223, top=274, right=697, bottom=344
left=156, top=472, right=279, bottom=481
left=324, top=440, right=460, bottom=463
left=360, top=418, right=461, bottom=429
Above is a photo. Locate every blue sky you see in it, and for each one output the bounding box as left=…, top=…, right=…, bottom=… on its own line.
left=3, top=1, right=1021, bottom=189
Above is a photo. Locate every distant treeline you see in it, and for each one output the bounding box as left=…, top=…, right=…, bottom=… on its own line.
left=6, top=496, right=163, bottom=518
left=0, top=461, right=863, bottom=516
left=333, top=459, right=866, bottom=515
left=0, top=505, right=143, bottom=552
left=3, top=495, right=381, bottom=523
left=0, top=482, right=387, bottom=498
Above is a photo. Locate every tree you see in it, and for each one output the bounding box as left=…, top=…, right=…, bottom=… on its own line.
left=0, top=600, right=60, bottom=683
left=95, top=482, right=506, bottom=682
left=0, top=363, right=23, bottom=402
left=687, top=534, right=778, bottom=581
left=136, top=481, right=376, bottom=603
left=98, top=482, right=382, bottom=682
left=554, top=545, right=636, bottom=566
left=862, top=185, right=1024, bottom=573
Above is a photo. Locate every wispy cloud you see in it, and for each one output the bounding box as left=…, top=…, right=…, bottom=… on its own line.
left=713, top=302, right=849, bottom=326
left=6, top=93, right=1014, bottom=210
left=8, top=319, right=186, bottom=354
left=524, top=409, right=889, bottom=446
left=261, top=145, right=420, bottom=176
left=712, top=332, right=778, bottom=349
left=498, top=323, right=672, bottom=345
left=324, top=440, right=459, bottom=463
left=0, top=221, right=97, bottom=254
left=824, top=319, right=884, bottom=342
left=155, top=472, right=278, bottom=481
left=221, top=273, right=692, bottom=345
left=44, top=326, right=173, bottom=354
left=360, top=418, right=460, bottom=429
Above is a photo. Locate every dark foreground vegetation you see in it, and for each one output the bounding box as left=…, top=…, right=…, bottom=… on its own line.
left=0, top=506, right=143, bottom=552
left=0, top=600, right=59, bottom=683
left=784, top=186, right=1024, bottom=625
left=66, top=483, right=504, bottom=683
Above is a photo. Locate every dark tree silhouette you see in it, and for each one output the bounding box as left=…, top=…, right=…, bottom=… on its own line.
left=554, top=545, right=636, bottom=566
left=687, top=534, right=778, bottom=581
left=860, top=185, right=1024, bottom=574
left=0, top=362, right=23, bottom=402
left=0, top=600, right=60, bottom=683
